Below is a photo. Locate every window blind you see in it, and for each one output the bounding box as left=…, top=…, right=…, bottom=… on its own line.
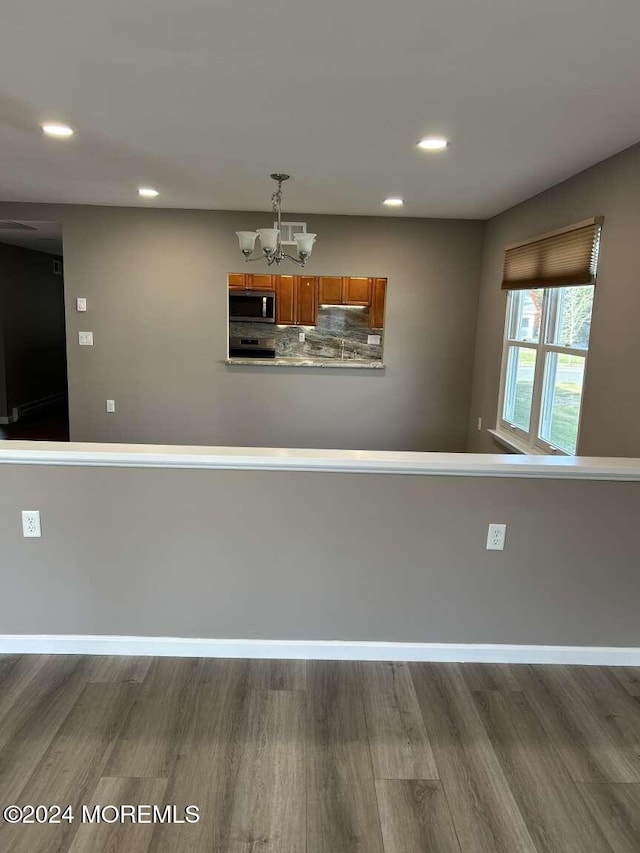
left=501, top=217, right=603, bottom=291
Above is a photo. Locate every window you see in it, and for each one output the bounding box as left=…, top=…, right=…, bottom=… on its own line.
left=498, top=285, right=594, bottom=454
left=273, top=221, right=307, bottom=245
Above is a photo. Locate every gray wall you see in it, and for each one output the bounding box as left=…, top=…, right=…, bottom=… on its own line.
left=0, top=241, right=67, bottom=417
left=1, top=464, right=638, bottom=646
left=468, top=141, right=640, bottom=456
left=0, top=203, right=484, bottom=451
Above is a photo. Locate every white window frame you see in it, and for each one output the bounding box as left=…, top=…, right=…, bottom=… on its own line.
left=274, top=221, right=307, bottom=246
left=497, top=287, right=593, bottom=455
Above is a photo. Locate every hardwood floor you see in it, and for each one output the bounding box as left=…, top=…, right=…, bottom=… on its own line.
left=0, top=656, right=638, bottom=851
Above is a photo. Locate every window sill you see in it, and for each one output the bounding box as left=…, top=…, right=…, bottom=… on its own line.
left=488, top=429, right=547, bottom=456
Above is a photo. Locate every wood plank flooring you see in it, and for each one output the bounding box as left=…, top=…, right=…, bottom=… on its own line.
left=0, top=655, right=638, bottom=852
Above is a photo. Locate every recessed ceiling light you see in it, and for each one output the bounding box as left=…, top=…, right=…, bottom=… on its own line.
left=383, top=197, right=403, bottom=207
left=41, top=123, right=74, bottom=138
left=138, top=187, right=159, bottom=198
left=417, top=136, right=448, bottom=151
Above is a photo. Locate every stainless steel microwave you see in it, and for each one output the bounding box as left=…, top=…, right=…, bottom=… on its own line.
left=229, top=290, right=276, bottom=323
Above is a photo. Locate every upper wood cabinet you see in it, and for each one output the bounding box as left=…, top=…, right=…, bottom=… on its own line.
left=273, top=275, right=318, bottom=326
left=228, top=273, right=246, bottom=291
left=228, top=273, right=275, bottom=291
left=344, top=277, right=372, bottom=306
left=297, top=276, right=318, bottom=326
left=275, top=275, right=296, bottom=325
left=231, top=272, right=384, bottom=328
left=248, top=273, right=275, bottom=291
left=318, top=276, right=343, bottom=305
left=369, top=278, right=387, bottom=329
left=319, top=276, right=372, bottom=306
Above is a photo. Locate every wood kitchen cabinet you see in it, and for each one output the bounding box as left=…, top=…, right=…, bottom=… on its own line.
left=228, top=273, right=275, bottom=291
left=319, top=276, right=372, bottom=306
left=344, top=277, right=372, bottom=305
left=275, top=275, right=296, bottom=324
left=248, top=273, right=275, bottom=291
left=228, top=273, right=247, bottom=291
left=273, top=275, right=318, bottom=326
left=318, top=276, right=344, bottom=305
left=297, top=276, right=318, bottom=325
left=369, top=277, right=387, bottom=329
left=232, top=272, right=382, bottom=328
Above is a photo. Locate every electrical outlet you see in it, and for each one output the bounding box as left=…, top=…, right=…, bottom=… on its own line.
left=106, top=399, right=115, bottom=413
left=22, top=510, right=41, bottom=538
left=78, top=331, right=94, bottom=346
left=298, top=331, right=305, bottom=342
left=486, top=523, right=506, bottom=551
left=367, top=334, right=381, bottom=345
left=76, top=297, right=87, bottom=312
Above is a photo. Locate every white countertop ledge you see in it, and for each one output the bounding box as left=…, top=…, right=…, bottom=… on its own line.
left=1, top=442, right=640, bottom=480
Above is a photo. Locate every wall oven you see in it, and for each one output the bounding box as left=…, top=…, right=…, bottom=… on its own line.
left=229, top=290, right=276, bottom=323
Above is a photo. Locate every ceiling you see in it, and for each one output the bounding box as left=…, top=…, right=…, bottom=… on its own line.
left=0, top=221, right=62, bottom=254
left=1, top=0, right=640, bottom=219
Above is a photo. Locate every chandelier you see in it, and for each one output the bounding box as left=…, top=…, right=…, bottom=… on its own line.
left=236, top=174, right=316, bottom=267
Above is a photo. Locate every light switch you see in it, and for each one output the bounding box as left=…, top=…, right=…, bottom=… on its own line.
left=106, top=399, right=115, bottom=413
left=76, top=297, right=87, bottom=312
left=78, top=331, right=94, bottom=346
left=367, top=334, right=381, bottom=345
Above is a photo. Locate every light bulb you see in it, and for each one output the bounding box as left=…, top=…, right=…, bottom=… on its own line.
left=42, top=123, right=74, bottom=138
left=257, top=229, right=279, bottom=252
left=417, top=137, right=448, bottom=151
left=236, top=231, right=258, bottom=253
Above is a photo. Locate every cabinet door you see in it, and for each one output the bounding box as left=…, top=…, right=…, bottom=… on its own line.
left=344, top=277, right=372, bottom=306
left=297, top=276, right=318, bottom=326
left=275, top=275, right=296, bottom=325
left=369, top=278, right=387, bottom=328
left=228, top=273, right=246, bottom=290
left=318, top=276, right=344, bottom=305
left=247, top=273, right=275, bottom=291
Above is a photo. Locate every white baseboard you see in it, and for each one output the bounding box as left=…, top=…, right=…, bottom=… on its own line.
left=0, top=635, right=638, bottom=666
left=0, top=409, right=18, bottom=425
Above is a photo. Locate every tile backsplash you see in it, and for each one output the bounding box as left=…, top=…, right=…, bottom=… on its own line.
left=229, top=305, right=383, bottom=361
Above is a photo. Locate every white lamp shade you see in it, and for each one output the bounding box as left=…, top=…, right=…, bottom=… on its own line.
left=256, top=228, right=279, bottom=252
left=294, top=232, right=316, bottom=256
left=236, top=231, right=258, bottom=253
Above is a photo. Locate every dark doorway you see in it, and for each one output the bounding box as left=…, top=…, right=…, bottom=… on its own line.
left=0, top=221, right=69, bottom=441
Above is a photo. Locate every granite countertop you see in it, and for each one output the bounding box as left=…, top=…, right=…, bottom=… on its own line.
left=225, top=357, right=385, bottom=369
